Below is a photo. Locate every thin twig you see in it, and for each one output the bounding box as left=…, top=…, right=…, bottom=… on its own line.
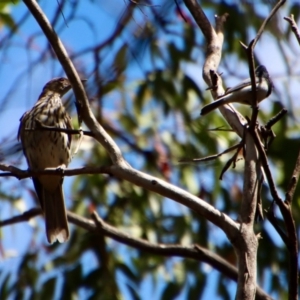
left=178, top=143, right=242, bottom=164
left=0, top=208, right=41, bottom=227
left=0, top=164, right=111, bottom=179
left=252, top=0, right=287, bottom=49
left=284, top=14, right=300, bottom=46
left=26, top=125, right=93, bottom=137
left=265, top=109, right=287, bottom=130
left=265, top=207, right=288, bottom=246
left=251, top=128, right=298, bottom=299
left=244, top=0, right=286, bottom=127
left=285, top=150, right=300, bottom=204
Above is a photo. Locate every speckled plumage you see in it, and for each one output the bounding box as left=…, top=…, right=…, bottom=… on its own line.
left=18, top=77, right=73, bottom=243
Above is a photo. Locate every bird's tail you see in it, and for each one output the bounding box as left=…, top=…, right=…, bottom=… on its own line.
left=43, top=185, right=69, bottom=244
left=200, top=97, right=233, bottom=116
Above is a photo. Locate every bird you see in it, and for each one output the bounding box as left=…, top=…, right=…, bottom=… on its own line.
left=200, top=65, right=273, bottom=116
left=18, top=77, right=75, bottom=243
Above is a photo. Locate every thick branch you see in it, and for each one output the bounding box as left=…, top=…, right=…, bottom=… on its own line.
left=183, top=1, right=287, bottom=299
left=0, top=208, right=272, bottom=299
left=0, top=160, right=239, bottom=239
left=234, top=130, right=259, bottom=300
left=183, top=2, right=258, bottom=299
left=184, top=1, right=249, bottom=138
left=183, top=0, right=215, bottom=43
left=91, top=211, right=236, bottom=275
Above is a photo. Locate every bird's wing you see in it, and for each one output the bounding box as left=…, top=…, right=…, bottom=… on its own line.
left=221, top=77, right=259, bottom=97
left=17, top=111, right=28, bottom=141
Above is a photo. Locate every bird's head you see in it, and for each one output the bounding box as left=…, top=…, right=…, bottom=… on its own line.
left=42, top=77, right=72, bottom=96
left=255, top=65, right=269, bottom=79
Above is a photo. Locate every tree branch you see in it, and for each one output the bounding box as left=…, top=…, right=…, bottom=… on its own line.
left=184, top=0, right=250, bottom=139
left=0, top=161, right=240, bottom=242
left=0, top=164, right=111, bottom=179
left=284, top=14, right=300, bottom=46
left=0, top=207, right=272, bottom=299
left=183, top=1, right=287, bottom=299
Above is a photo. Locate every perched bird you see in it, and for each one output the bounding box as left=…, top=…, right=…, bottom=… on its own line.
left=200, top=65, right=273, bottom=116
left=18, top=77, right=74, bottom=243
